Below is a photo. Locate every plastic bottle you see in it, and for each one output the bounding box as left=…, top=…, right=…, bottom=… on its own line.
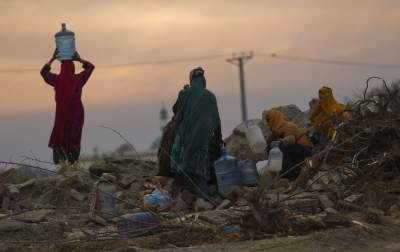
left=245, top=120, right=267, bottom=154
left=55, top=23, right=76, bottom=60
left=268, top=141, right=283, bottom=174
left=96, top=181, right=117, bottom=220
left=258, top=141, right=283, bottom=187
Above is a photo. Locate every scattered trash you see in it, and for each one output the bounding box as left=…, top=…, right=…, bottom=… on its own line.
left=118, top=212, right=159, bottom=232
left=143, top=189, right=173, bottom=210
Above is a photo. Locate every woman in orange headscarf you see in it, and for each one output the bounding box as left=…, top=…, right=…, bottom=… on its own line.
left=263, top=109, right=312, bottom=181
left=309, top=86, right=349, bottom=144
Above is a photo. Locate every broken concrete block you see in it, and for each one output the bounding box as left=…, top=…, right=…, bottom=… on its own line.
left=322, top=208, right=350, bottom=226
left=56, top=173, right=85, bottom=191
left=318, top=194, right=335, bottom=209
left=0, top=219, right=25, bottom=233
left=17, top=178, right=36, bottom=189
left=1, top=196, right=10, bottom=211
left=194, top=198, right=213, bottom=212
left=119, top=175, right=137, bottom=188
left=89, top=214, right=108, bottom=226
left=216, top=199, right=232, bottom=210
left=89, top=163, right=116, bottom=177
left=7, top=185, right=19, bottom=196
left=344, top=194, right=363, bottom=204
left=14, top=209, right=54, bottom=223
left=65, top=229, right=86, bottom=240
left=283, top=198, right=320, bottom=213
left=70, top=189, right=85, bottom=202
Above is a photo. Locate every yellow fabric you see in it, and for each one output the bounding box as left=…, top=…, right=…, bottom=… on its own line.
left=309, top=86, right=350, bottom=139
left=264, top=109, right=312, bottom=148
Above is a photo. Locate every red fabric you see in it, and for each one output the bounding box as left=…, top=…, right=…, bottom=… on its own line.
left=41, top=60, right=94, bottom=150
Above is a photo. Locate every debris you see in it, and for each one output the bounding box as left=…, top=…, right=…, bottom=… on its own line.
left=318, top=195, right=335, bottom=209
left=65, top=229, right=87, bottom=240
left=7, top=185, right=19, bottom=196
left=0, top=219, right=25, bottom=233
left=89, top=163, right=116, bottom=177
left=283, top=198, right=320, bottom=214
left=344, top=194, right=363, bottom=204
left=216, top=199, right=232, bottom=210
left=194, top=198, right=214, bottom=212
left=118, top=212, right=159, bottom=232
left=70, top=189, right=85, bottom=202
left=119, top=174, right=137, bottom=188
left=14, top=209, right=54, bottom=223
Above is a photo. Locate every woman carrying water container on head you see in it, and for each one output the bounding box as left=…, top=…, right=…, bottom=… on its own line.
left=40, top=23, right=95, bottom=164
left=263, top=109, right=312, bottom=181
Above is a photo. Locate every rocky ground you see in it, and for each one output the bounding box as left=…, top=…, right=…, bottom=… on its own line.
left=0, top=93, right=399, bottom=251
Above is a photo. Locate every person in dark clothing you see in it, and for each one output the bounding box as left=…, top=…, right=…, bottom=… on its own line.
left=171, top=67, right=223, bottom=200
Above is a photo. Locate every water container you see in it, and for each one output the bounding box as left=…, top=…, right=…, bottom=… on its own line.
left=268, top=141, right=283, bottom=174
left=55, top=23, right=76, bottom=60
left=237, top=156, right=259, bottom=186
left=258, top=142, right=283, bottom=187
left=118, top=212, right=159, bottom=232
left=214, top=149, right=241, bottom=197
left=96, top=181, right=117, bottom=220
left=245, top=120, right=266, bottom=154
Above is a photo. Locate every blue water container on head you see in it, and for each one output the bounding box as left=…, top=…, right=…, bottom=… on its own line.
left=55, top=23, right=76, bottom=60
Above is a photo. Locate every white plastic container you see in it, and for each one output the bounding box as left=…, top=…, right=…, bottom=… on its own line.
left=245, top=120, right=266, bottom=154
left=55, top=23, right=76, bottom=60
left=268, top=141, right=283, bottom=174
left=257, top=141, right=283, bottom=187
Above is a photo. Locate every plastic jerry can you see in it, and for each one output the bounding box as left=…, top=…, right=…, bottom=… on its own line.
left=214, top=149, right=241, bottom=197
left=245, top=120, right=266, bottom=154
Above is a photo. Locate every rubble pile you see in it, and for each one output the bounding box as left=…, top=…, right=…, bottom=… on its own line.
left=225, top=104, right=309, bottom=160
left=241, top=81, right=400, bottom=237
left=0, top=85, right=399, bottom=250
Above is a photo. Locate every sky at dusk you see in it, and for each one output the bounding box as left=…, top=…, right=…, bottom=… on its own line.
left=1, top=0, right=400, bottom=161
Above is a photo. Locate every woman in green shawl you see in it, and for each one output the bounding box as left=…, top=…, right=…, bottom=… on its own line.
left=171, top=67, right=222, bottom=200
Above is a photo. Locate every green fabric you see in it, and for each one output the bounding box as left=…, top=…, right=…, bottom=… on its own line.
left=171, top=76, right=221, bottom=180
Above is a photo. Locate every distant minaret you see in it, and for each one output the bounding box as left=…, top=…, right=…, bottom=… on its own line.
left=160, top=102, right=168, bottom=131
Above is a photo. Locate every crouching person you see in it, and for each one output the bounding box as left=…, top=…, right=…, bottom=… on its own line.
left=263, top=109, right=313, bottom=181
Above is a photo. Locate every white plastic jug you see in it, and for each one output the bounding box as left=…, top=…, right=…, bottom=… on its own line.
left=55, top=23, right=76, bottom=60
left=245, top=120, right=266, bottom=154
left=257, top=141, right=283, bottom=187
left=268, top=141, right=283, bottom=174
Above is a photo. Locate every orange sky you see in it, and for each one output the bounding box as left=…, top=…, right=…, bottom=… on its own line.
left=1, top=0, right=400, bottom=160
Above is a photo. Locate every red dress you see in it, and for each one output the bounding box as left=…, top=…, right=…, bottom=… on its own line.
left=40, top=60, right=94, bottom=150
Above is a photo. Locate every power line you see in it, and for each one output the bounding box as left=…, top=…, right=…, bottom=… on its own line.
left=1, top=51, right=399, bottom=74
left=256, top=52, right=400, bottom=69
left=0, top=54, right=228, bottom=74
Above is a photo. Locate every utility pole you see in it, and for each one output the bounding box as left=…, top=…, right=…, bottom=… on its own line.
left=226, top=51, right=253, bottom=122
